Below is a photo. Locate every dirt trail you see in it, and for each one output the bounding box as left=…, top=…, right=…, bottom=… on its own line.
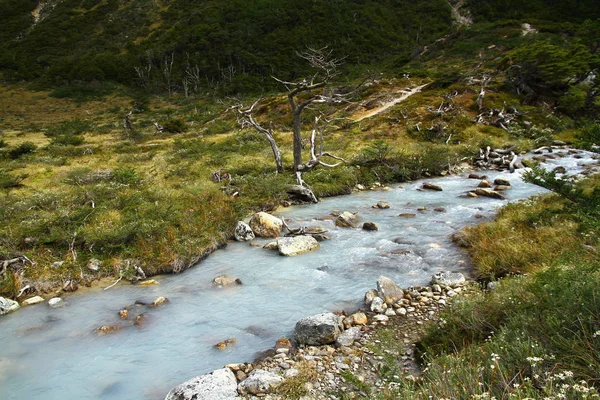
left=352, top=83, right=428, bottom=122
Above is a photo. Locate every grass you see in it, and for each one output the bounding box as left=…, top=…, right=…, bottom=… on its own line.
left=356, top=176, right=600, bottom=399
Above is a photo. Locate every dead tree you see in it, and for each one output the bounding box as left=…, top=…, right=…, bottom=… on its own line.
left=235, top=100, right=284, bottom=174
left=123, top=109, right=136, bottom=136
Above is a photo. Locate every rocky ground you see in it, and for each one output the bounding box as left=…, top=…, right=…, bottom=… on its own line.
left=166, top=273, right=476, bottom=400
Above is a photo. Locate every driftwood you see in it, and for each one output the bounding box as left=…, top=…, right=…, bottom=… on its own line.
left=0, top=256, right=31, bottom=279
left=474, top=146, right=521, bottom=173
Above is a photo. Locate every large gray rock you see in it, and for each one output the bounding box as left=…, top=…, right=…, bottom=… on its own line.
left=22, top=296, right=44, bottom=306
left=165, top=368, right=239, bottom=400
left=234, top=221, right=255, bottom=242
left=335, top=211, right=358, bottom=228
left=295, top=313, right=344, bottom=345
left=422, top=183, right=443, bottom=191
left=431, top=271, right=466, bottom=287
left=249, top=212, right=283, bottom=238
left=377, top=276, right=404, bottom=304
left=336, top=326, right=363, bottom=347
left=0, top=297, right=19, bottom=315
left=238, top=369, right=284, bottom=395
left=277, top=236, right=319, bottom=256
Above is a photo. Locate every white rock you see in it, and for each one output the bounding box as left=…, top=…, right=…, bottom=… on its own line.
left=377, top=276, right=404, bottom=303
left=277, top=236, right=320, bottom=256
left=335, top=211, right=358, bottom=228
left=212, top=274, right=241, bottom=287
left=431, top=271, right=466, bottom=287
left=234, top=221, right=255, bottom=241
left=373, top=315, right=389, bottom=323
left=238, top=369, right=284, bottom=395
left=165, top=368, right=239, bottom=400
left=336, top=327, right=362, bottom=347
left=364, top=289, right=379, bottom=305
left=48, top=297, right=64, bottom=308
left=370, top=297, right=385, bottom=313
left=22, top=296, right=44, bottom=306
left=0, top=297, right=20, bottom=315
left=385, top=309, right=396, bottom=316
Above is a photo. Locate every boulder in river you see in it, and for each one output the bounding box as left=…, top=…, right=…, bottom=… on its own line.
left=494, top=185, right=511, bottom=191
left=150, top=296, right=169, bottom=308
left=95, top=325, right=124, bottom=335
left=431, top=271, right=466, bottom=287
left=364, top=289, right=379, bottom=305
left=377, top=276, right=404, bottom=304
left=0, top=296, right=19, bottom=315
left=249, top=212, right=283, bottom=238
left=362, top=222, right=378, bottom=231
left=335, top=211, right=358, bottom=228
left=212, top=274, right=242, bottom=287
left=22, top=296, right=44, bottom=306
left=370, top=297, right=385, bottom=313
left=238, top=369, right=284, bottom=395
left=214, top=338, right=237, bottom=350
left=295, top=313, right=344, bottom=345
left=372, top=201, right=390, bottom=209
left=468, top=173, right=486, bottom=179
left=165, top=367, right=239, bottom=400
left=234, top=221, right=255, bottom=242
left=493, top=178, right=511, bottom=186
left=478, top=180, right=492, bottom=188
left=48, top=297, right=64, bottom=308
left=277, top=236, right=320, bottom=256
left=474, top=188, right=506, bottom=200
left=398, top=213, right=416, bottom=218
left=421, top=182, right=443, bottom=191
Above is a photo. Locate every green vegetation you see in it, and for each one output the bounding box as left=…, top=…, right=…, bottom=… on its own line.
left=354, top=175, right=600, bottom=399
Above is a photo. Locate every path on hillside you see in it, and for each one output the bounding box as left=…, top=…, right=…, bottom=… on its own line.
left=352, top=83, right=429, bottom=122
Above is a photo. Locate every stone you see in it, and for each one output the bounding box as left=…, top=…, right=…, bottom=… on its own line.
left=377, top=276, right=404, bottom=304
left=434, top=207, right=446, bottom=213
left=150, top=296, right=169, bottom=308
left=336, top=326, right=363, bottom=347
left=310, top=233, right=331, bottom=242
left=87, top=258, right=102, bottom=272
left=212, top=274, right=242, bottom=287
left=165, top=367, right=239, bottom=400
left=348, top=312, right=368, bottom=326
left=295, top=313, right=344, bottom=346
left=277, top=236, right=320, bottom=256
left=214, top=338, right=237, bottom=350
left=95, top=325, right=123, bottom=335
left=478, top=180, right=492, bottom=188
left=138, top=279, right=159, bottom=286
left=431, top=271, right=466, bottom=287
left=553, top=166, right=567, bottom=174
left=362, top=222, right=378, bottom=231
left=370, top=297, right=385, bottom=313
left=373, top=201, right=390, bottom=209
left=287, top=185, right=316, bottom=202
left=474, top=188, right=505, bottom=200
left=422, top=182, right=443, bottom=191
left=0, top=296, right=20, bottom=315
left=48, top=297, right=64, bottom=308
left=468, top=173, right=486, bottom=179
left=398, top=213, right=416, bottom=218
left=234, top=221, right=255, bottom=242
left=263, top=241, right=278, bottom=250
left=249, top=212, right=283, bottom=238
left=119, top=309, right=129, bottom=319
left=335, top=211, right=358, bottom=228
left=494, top=185, right=511, bottom=191
left=373, top=315, right=389, bottom=323
left=238, top=369, right=284, bottom=395
left=493, top=178, right=511, bottom=186
left=364, top=289, right=379, bottom=305
left=22, top=296, right=44, bottom=306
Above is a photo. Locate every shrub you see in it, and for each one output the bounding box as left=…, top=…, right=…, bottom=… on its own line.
left=8, top=142, right=36, bottom=159
left=160, top=118, right=187, bottom=133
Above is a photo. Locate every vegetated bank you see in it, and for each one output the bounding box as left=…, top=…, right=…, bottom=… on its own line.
left=1, top=16, right=600, bottom=304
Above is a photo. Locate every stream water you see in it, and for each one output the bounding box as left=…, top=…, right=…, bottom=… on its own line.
left=0, top=149, right=597, bottom=400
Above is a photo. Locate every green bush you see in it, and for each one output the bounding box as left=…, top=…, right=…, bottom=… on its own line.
left=8, top=142, right=36, bottom=159
left=160, top=118, right=187, bottom=133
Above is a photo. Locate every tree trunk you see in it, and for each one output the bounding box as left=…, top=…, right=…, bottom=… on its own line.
left=292, top=109, right=303, bottom=171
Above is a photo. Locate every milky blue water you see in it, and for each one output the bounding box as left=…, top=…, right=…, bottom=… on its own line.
left=0, top=149, right=596, bottom=400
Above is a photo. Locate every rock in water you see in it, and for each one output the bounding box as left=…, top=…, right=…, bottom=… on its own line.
left=234, top=221, right=255, bottom=241
left=238, top=369, right=284, bottom=395
left=277, top=236, right=320, bottom=256
left=48, top=297, right=64, bottom=308
left=22, top=296, right=44, bottom=306
left=150, top=296, right=169, bottom=308
left=373, top=201, right=390, bottom=209
left=295, top=313, right=344, bottom=345
left=474, top=188, right=505, bottom=200
left=249, top=212, right=283, bottom=238
left=362, top=222, right=378, bottom=231
left=493, top=178, right=511, bottom=186
left=431, top=271, right=466, bottom=287
left=0, top=296, right=20, bottom=315
left=212, top=274, right=242, bottom=287
left=478, top=180, right=492, bottom=188
left=165, top=368, right=239, bottom=400
left=377, top=276, right=404, bottom=303
left=422, top=183, right=443, bottom=191
left=335, top=211, right=358, bottom=228
left=364, top=289, right=379, bottom=305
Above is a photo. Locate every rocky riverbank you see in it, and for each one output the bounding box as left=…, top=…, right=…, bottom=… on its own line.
left=165, top=272, right=475, bottom=400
